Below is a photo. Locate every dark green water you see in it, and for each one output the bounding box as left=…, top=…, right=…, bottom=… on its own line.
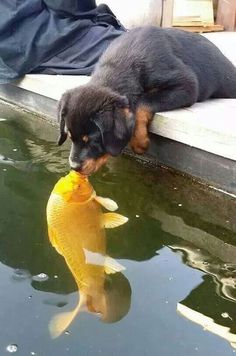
left=1, top=103, right=236, bottom=356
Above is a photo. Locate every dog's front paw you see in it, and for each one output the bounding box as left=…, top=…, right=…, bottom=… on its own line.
left=129, top=134, right=150, bottom=154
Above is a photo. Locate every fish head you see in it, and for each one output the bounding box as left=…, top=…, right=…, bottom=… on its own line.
left=101, top=272, right=132, bottom=323
left=52, top=170, right=95, bottom=203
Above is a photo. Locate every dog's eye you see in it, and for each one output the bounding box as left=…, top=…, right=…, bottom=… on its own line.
left=82, top=135, right=89, bottom=143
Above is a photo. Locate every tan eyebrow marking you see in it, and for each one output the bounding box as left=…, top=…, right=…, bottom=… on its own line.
left=82, top=135, right=89, bottom=143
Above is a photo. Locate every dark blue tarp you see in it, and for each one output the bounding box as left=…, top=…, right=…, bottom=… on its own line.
left=0, top=1, right=125, bottom=84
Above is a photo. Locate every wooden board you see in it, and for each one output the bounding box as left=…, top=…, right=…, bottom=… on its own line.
left=174, top=21, right=216, bottom=27
left=162, top=0, right=174, bottom=27
left=173, top=0, right=214, bottom=26
left=174, top=24, right=224, bottom=33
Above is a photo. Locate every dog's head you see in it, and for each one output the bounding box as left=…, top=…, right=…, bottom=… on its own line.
left=57, top=84, right=135, bottom=175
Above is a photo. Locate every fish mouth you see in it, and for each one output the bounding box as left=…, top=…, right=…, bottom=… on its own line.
left=80, top=155, right=110, bottom=176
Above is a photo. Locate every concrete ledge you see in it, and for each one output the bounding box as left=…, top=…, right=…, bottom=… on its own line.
left=14, top=74, right=90, bottom=101
left=0, top=83, right=58, bottom=121
left=151, top=100, right=236, bottom=161
left=146, top=134, right=236, bottom=197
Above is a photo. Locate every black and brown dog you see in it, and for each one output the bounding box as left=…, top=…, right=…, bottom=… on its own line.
left=58, top=26, right=236, bottom=175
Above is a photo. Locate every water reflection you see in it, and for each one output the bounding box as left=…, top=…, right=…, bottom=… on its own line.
left=168, top=242, right=236, bottom=348
left=177, top=303, right=236, bottom=349
left=1, top=107, right=236, bottom=352
left=152, top=204, right=236, bottom=350
left=170, top=244, right=236, bottom=303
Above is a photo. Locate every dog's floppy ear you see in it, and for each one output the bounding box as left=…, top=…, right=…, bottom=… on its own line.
left=94, top=95, right=134, bottom=156
left=57, top=98, right=68, bottom=146
left=113, top=96, right=130, bottom=141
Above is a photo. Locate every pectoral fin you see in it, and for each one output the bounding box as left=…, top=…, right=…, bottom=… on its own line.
left=103, top=213, right=128, bottom=228
left=49, top=294, right=87, bottom=339
left=84, top=248, right=105, bottom=266
left=104, top=256, right=126, bottom=274
left=95, top=196, right=118, bottom=211
left=83, top=248, right=125, bottom=274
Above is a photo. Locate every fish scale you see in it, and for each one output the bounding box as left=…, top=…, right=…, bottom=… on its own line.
left=47, top=192, right=105, bottom=288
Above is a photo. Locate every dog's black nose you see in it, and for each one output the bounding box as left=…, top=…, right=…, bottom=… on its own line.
left=69, top=142, right=84, bottom=171
left=69, top=158, right=82, bottom=171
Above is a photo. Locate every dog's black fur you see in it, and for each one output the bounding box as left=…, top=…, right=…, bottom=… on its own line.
left=58, top=26, right=236, bottom=174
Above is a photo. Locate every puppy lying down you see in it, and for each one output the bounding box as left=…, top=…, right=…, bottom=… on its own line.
left=57, top=26, right=236, bottom=175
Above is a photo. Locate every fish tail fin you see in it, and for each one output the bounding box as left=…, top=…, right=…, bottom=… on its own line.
left=49, top=310, right=77, bottom=339
left=104, top=256, right=126, bottom=274
left=49, top=294, right=86, bottom=339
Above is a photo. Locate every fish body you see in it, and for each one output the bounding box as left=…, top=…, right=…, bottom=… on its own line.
left=46, top=171, right=128, bottom=337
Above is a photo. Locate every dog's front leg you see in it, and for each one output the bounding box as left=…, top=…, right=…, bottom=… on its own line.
left=130, top=75, right=199, bottom=154
left=129, top=105, right=154, bottom=154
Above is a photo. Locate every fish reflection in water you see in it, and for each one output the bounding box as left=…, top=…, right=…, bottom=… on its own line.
left=46, top=171, right=131, bottom=338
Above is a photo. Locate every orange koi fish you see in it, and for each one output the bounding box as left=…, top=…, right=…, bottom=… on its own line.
left=46, top=171, right=128, bottom=338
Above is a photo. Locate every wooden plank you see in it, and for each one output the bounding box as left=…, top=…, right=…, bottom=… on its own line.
left=173, top=0, right=214, bottom=26
left=174, top=21, right=217, bottom=27
left=216, top=0, right=236, bottom=31
left=162, top=0, right=174, bottom=27
left=174, top=24, right=224, bottom=32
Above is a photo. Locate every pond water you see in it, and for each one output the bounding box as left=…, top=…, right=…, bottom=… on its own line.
left=1, top=103, right=236, bottom=356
